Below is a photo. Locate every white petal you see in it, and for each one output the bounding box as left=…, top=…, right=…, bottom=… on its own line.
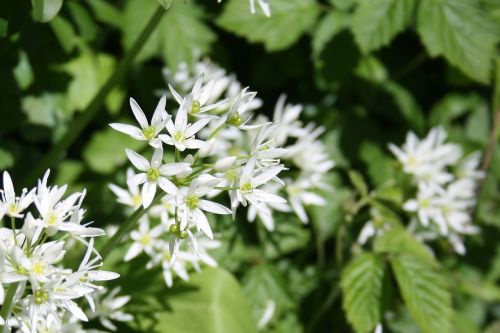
left=151, top=147, right=164, bottom=169
left=109, top=123, right=144, bottom=140
left=127, top=173, right=148, bottom=186
left=158, top=177, right=178, bottom=195
left=129, top=97, right=148, bottom=128
left=2, top=171, right=15, bottom=202
left=142, top=182, right=157, bottom=208
left=185, top=118, right=210, bottom=138
left=124, top=243, right=143, bottom=261
left=194, top=209, right=213, bottom=239
left=126, top=149, right=150, bottom=171
left=199, top=200, right=231, bottom=215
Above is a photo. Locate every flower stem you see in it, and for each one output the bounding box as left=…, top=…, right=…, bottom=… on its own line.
left=23, top=4, right=169, bottom=188
left=208, top=123, right=227, bottom=140
left=100, top=195, right=162, bottom=260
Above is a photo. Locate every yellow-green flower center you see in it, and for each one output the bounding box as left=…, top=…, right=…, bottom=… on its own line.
left=142, top=126, right=156, bottom=140
left=228, top=114, right=243, bottom=126
left=191, top=100, right=201, bottom=114
left=47, top=213, right=58, bottom=226
left=132, top=195, right=142, bottom=206
left=174, top=131, right=185, bottom=142
left=8, top=203, right=18, bottom=215
left=241, top=182, right=253, bottom=193
left=186, top=195, right=200, bottom=209
left=32, top=262, right=45, bottom=275
left=34, top=289, right=49, bottom=304
left=147, top=168, right=160, bottom=181
left=419, top=198, right=430, bottom=208
left=139, top=234, right=151, bottom=245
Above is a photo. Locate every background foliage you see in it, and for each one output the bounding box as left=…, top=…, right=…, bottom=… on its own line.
left=1, top=0, right=500, bottom=332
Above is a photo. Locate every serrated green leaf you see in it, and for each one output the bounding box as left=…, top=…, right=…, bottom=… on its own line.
left=122, top=1, right=215, bottom=69
left=218, top=0, right=320, bottom=52
left=82, top=127, right=144, bottom=174
left=130, top=268, right=258, bottom=333
left=31, top=0, right=63, bottom=22
left=341, top=253, right=386, bottom=333
left=417, top=0, right=500, bottom=84
left=391, top=254, right=453, bottom=333
left=374, top=227, right=436, bottom=265
left=352, top=0, right=416, bottom=53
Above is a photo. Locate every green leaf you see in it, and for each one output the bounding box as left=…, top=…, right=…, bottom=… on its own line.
left=0, top=18, right=8, bottom=37
left=82, top=127, right=144, bottom=174
left=87, top=0, right=123, bottom=28
left=341, top=253, right=387, bottom=333
left=131, top=268, right=258, bottom=333
left=122, top=1, right=215, bottom=69
left=218, top=0, right=320, bottom=52
left=50, top=16, right=78, bottom=53
left=67, top=1, right=98, bottom=42
left=348, top=170, right=369, bottom=197
left=352, top=0, right=416, bottom=53
left=312, top=10, right=350, bottom=61
left=157, top=0, right=174, bottom=9
left=21, top=93, right=67, bottom=128
left=417, top=0, right=500, bottom=84
left=374, top=227, right=436, bottom=266
left=429, top=93, right=486, bottom=126
left=391, top=254, right=453, bottom=333
left=31, top=0, right=63, bottom=23
left=13, top=51, right=34, bottom=90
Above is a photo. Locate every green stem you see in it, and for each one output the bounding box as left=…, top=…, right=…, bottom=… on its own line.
left=10, top=217, right=17, bottom=247
left=23, top=4, right=169, bottom=188
left=100, top=195, right=162, bottom=259
left=207, top=123, right=227, bottom=140
left=1, top=283, right=19, bottom=332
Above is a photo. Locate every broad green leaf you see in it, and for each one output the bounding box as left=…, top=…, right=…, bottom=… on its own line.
left=374, top=227, right=436, bottom=265
left=348, top=170, right=368, bottom=197
left=82, top=127, right=144, bottom=174
left=355, top=56, right=388, bottom=84
left=21, top=93, right=67, bottom=128
left=352, top=0, right=416, bottom=53
left=60, top=50, right=123, bottom=112
left=0, top=18, right=7, bottom=37
left=359, top=141, right=394, bottom=186
left=341, top=253, right=386, bottom=333
left=131, top=268, right=258, bottom=333
left=312, top=10, right=350, bottom=61
left=465, top=103, right=490, bottom=145
left=391, top=254, right=453, bottom=333
left=417, top=0, right=500, bottom=84
left=329, top=0, right=356, bottom=10
left=218, top=0, right=320, bottom=52
left=382, top=82, right=425, bottom=133
left=31, top=0, right=63, bottom=22
left=122, top=1, right=215, bottom=70
left=13, top=51, right=34, bottom=90
left=0, top=148, right=14, bottom=169
left=429, top=93, right=486, bottom=126
left=242, top=265, right=295, bottom=325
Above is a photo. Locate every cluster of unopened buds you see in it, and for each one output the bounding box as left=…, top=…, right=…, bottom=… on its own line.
left=109, top=59, right=334, bottom=287
left=0, top=171, right=132, bottom=332
left=358, top=127, right=483, bottom=254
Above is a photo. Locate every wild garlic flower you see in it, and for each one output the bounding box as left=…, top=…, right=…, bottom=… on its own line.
left=0, top=170, right=118, bottom=333
left=86, top=287, right=133, bottom=331
left=110, top=96, right=169, bottom=148
left=110, top=59, right=333, bottom=287
left=389, top=127, right=483, bottom=254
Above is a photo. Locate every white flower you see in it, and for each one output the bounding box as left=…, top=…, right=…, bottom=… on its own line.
left=108, top=168, right=143, bottom=209
left=233, top=157, right=287, bottom=215
left=224, top=88, right=261, bottom=130
left=286, top=177, right=326, bottom=224
left=126, top=147, right=191, bottom=207
left=271, top=95, right=306, bottom=146
left=87, top=287, right=133, bottom=331
left=403, top=182, right=442, bottom=228
left=251, top=122, right=288, bottom=167
left=179, top=175, right=232, bottom=239
left=0, top=171, right=35, bottom=219
left=159, top=97, right=211, bottom=151
left=124, top=216, right=164, bottom=261
left=110, top=96, right=169, bottom=148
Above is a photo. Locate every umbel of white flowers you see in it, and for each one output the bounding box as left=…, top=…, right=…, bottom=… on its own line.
left=358, top=127, right=483, bottom=255
left=0, top=171, right=133, bottom=333
left=109, top=59, right=334, bottom=287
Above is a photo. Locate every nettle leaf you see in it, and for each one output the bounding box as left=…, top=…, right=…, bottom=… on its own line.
left=31, top=0, right=63, bottom=23
left=217, top=0, right=320, bottom=52
left=374, top=227, right=436, bottom=266
left=341, top=253, right=386, bottom=333
left=417, top=0, right=500, bottom=84
left=122, top=0, right=215, bottom=70
left=352, top=0, right=416, bottom=53
left=391, top=254, right=453, bottom=333
left=131, top=268, right=258, bottom=333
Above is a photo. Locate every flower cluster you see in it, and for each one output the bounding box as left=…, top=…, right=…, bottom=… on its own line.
left=217, top=0, right=271, bottom=17
left=389, top=127, right=484, bottom=254
left=0, top=171, right=129, bottom=332
left=109, top=59, right=333, bottom=287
